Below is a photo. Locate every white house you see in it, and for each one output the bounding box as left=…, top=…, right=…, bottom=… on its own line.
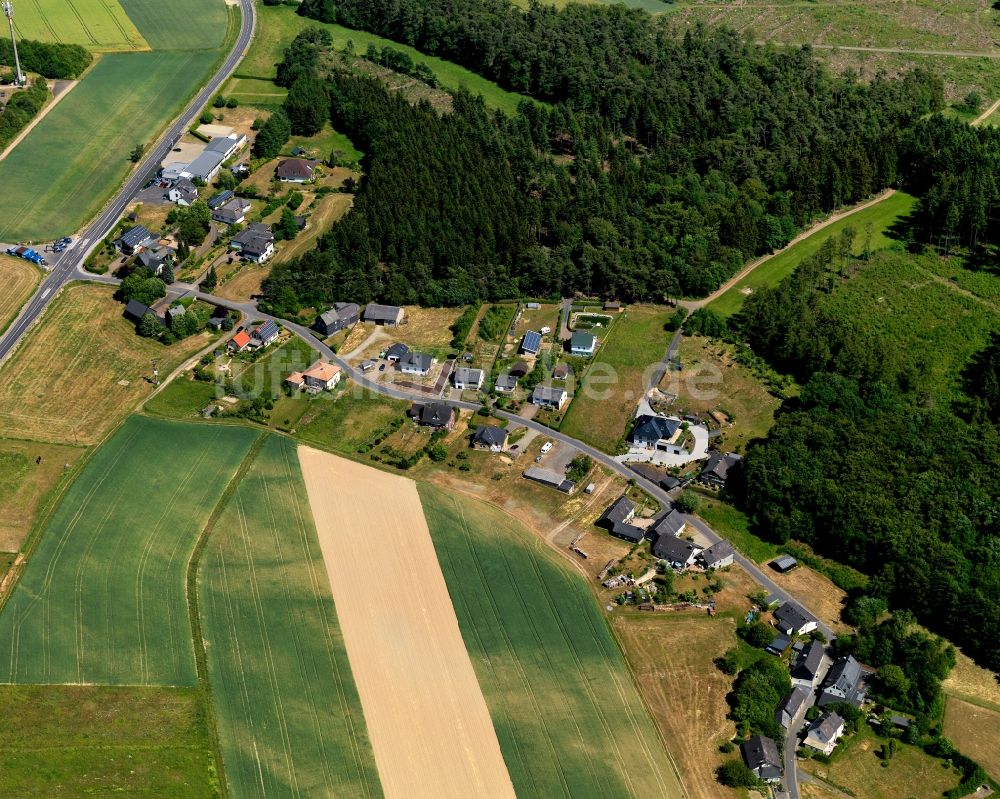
left=399, top=352, right=433, bottom=375
left=773, top=601, right=819, bottom=636
left=167, top=178, right=198, bottom=206
left=531, top=385, right=567, bottom=410
left=570, top=330, right=597, bottom=356
left=453, top=367, right=484, bottom=391
left=804, top=712, right=846, bottom=756
left=289, top=361, right=341, bottom=392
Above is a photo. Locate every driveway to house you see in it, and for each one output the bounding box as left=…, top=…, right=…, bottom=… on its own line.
left=559, top=297, right=572, bottom=340
left=616, top=424, right=710, bottom=467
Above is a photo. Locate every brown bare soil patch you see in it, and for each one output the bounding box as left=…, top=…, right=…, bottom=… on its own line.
left=945, top=697, right=1000, bottom=781
left=297, top=446, right=516, bottom=799
left=216, top=262, right=271, bottom=302
left=0, top=257, right=40, bottom=334
left=768, top=564, right=850, bottom=634
left=944, top=649, right=1000, bottom=709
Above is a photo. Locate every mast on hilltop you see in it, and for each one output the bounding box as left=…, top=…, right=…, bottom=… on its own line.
left=3, top=1, right=26, bottom=87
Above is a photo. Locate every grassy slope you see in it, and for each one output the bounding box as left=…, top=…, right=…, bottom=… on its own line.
left=0, top=416, right=257, bottom=685
left=561, top=306, right=672, bottom=453
left=419, top=483, right=684, bottom=799
left=709, top=191, right=917, bottom=317
left=10, top=0, right=147, bottom=50
left=0, top=50, right=218, bottom=241
left=199, top=435, right=382, bottom=799
left=234, top=4, right=530, bottom=116
left=0, top=685, right=218, bottom=797
left=118, top=0, right=228, bottom=50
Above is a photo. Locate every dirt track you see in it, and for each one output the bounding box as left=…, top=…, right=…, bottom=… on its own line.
left=297, top=446, right=516, bottom=799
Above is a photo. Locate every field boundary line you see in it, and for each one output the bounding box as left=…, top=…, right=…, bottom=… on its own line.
left=185, top=431, right=266, bottom=799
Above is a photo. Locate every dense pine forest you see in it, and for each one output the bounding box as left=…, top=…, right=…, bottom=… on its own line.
left=260, top=14, right=942, bottom=312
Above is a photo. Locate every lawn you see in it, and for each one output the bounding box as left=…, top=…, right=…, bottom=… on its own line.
left=144, top=376, right=221, bottom=421
left=0, top=284, right=211, bottom=445
left=693, top=496, right=781, bottom=563
left=709, top=191, right=916, bottom=317
left=0, top=685, right=218, bottom=797
left=271, top=193, right=354, bottom=264
left=611, top=614, right=740, bottom=799
left=118, top=0, right=230, bottom=51
left=235, top=4, right=531, bottom=115
left=286, top=122, right=363, bottom=164
left=0, top=438, right=86, bottom=551
left=944, top=698, right=1000, bottom=782
left=419, top=483, right=685, bottom=799
left=0, top=49, right=219, bottom=241
left=199, top=435, right=382, bottom=798
left=674, top=334, right=781, bottom=452
left=0, top=257, right=39, bottom=337
left=296, top=392, right=408, bottom=455
left=0, top=416, right=258, bottom=685
left=10, top=0, right=147, bottom=51
left=802, top=726, right=961, bottom=799
left=561, top=305, right=673, bottom=453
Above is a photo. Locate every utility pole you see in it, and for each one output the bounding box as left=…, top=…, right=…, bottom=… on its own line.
left=151, top=359, right=160, bottom=386
left=3, top=2, right=25, bottom=87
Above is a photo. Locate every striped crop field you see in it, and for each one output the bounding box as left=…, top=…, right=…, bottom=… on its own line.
left=419, top=483, right=685, bottom=799
left=11, top=0, right=147, bottom=51
left=0, top=49, right=218, bottom=241
left=118, top=0, right=230, bottom=52
left=199, top=435, right=383, bottom=799
left=0, top=416, right=258, bottom=685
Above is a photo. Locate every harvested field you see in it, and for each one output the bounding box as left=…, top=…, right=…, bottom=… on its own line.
left=0, top=684, right=217, bottom=797
left=0, top=416, right=257, bottom=685
left=421, top=483, right=684, bottom=799
left=944, top=698, right=1000, bottom=781
left=768, top=562, right=849, bottom=634
left=200, top=436, right=382, bottom=798
left=216, top=262, right=270, bottom=302
left=298, top=447, right=516, bottom=799
left=0, top=284, right=210, bottom=445
left=0, top=437, right=85, bottom=551
left=0, top=257, right=39, bottom=336
left=272, top=193, right=354, bottom=264
left=943, top=648, right=1000, bottom=709
left=11, top=0, right=147, bottom=50
left=612, top=614, right=739, bottom=799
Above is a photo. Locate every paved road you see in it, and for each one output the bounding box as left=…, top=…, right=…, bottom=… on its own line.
left=0, top=0, right=256, bottom=363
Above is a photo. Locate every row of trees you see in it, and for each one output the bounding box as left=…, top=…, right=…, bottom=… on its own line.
left=0, top=78, right=47, bottom=151
left=0, top=38, right=90, bottom=79
left=261, top=23, right=944, bottom=313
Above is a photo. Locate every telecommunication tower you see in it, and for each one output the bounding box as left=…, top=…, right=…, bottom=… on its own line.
left=3, top=2, right=26, bottom=87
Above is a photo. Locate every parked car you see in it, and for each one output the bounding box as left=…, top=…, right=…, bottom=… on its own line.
left=541, top=441, right=553, bottom=454
left=378, top=363, right=386, bottom=372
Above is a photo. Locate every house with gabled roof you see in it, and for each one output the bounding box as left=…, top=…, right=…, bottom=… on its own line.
left=570, top=330, right=597, bottom=356
left=115, top=225, right=155, bottom=255
left=472, top=425, right=508, bottom=452
left=228, top=330, right=252, bottom=353
left=818, top=656, right=867, bottom=708
left=804, top=712, right=845, bottom=756
left=700, top=452, right=741, bottom=488
left=650, top=508, right=686, bottom=539
left=773, top=601, right=819, bottom=636
left=777, top=686, right=811, bottom=729
left=651, top=534, right=701, bottom=569
left=411, top=402, right=453, bottom=430
left=494, top=373, right=517, bottom=394
left=531, top=385, right=567, bottom=410
left=230, top=223, right=274, bottom=263
left=168, top=178, right=198, bottom=206
left=698, top=540, right=734, bottom=570
left=453, top=367, right=484, bottom=391
left=741, top=735, right=782, bottom=782
left=597, top=496, right=646, bottom=544
left=212, top=197, right=251, bottom=225
left=314, top=302, right=360, bottom=336
left=364, top=303, right=404, bottom=327
left=792, top=640, right=829, bottom=688
left=631, top=414, right=681, bottom=450
left=399, top=352, right=433, bottom=375
left=520, top=330, right=541, bottom=355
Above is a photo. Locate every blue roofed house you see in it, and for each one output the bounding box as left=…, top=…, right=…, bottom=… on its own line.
left=115, top=225, right=155, bottom=256
left=251, top=320, right=280, bottom=348
left=520, top=330, right=542, bottom=355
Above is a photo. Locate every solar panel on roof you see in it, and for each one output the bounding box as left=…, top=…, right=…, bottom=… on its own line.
left=521, top=330, right=541, bottom=353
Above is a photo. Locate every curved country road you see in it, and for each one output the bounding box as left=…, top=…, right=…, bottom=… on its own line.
left=0, top=0, right=256, bottom=363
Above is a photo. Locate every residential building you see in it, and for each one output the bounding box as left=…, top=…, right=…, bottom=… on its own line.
left=287, top=361, right=342, bottom=392
left=650, top=508, right=686, bottom=539
left=185, top=149, right=226, bottom=183
left=251, top=320, right=280, bottom=347
left=651, top=534, right=701, bottom=569
left=364, top=303, right=404, bottom=326
left=399, top=352, right=433, bottom=375
left=275, top=158, right=319, bottom=182
left=166, top=305, right=186, bottom=329
left=604, top=300, right=621, bottom=312
left=385, top=342, right=409, bottom=362
left=792, top=640, right=829, bottom=688
left=773, top=601, right=819, bottom=636
left=777, top=686, right=811, bottom=729
left=453, top=367, right=484, bottom=391
left=767, top=634, right=793, bottom=656
left=818, top=656, right=867, bottom=708
left=411, top=402, right=454, bottom=430
left=212, top=197, right=251, bottom=225
left=570, top=330, right=597, bottom=356
left=741, top=735, right=782, bottom=782
left=698, top=540, right=734, bottom=570
left=804, top=712, right=846, bottom=756
left=228, top=330, right=252, bottom=353
left=597, top=496, right=646, bottom=544
left=531, top=385, right=568, bottom=410
left=207, top=190, right=234, bottom=210
left=523, top=466, right=575, bottom=493
left=494, top=373, right=517, bottom=394
left=700, top=452, right=741, bottom=488
left=115, top=225, right=155, bottom=255
left=553, top=363, right=571, bottom=381
left=520, top=330, right=541, bottom=355
left=631, top=414, right=681, bottom=450
left=137, top=246, right=173, bottom=277
left=472, top=425, right=508, bottom=453
left=772, top=555, right=798, bottom=573
left=167, top=178, right=198, bottom=206
left=123, top=299, right=159, bottom=325
left=314, top=302, right=360, bottom=336
left=230, top=223, right=274, bottom=263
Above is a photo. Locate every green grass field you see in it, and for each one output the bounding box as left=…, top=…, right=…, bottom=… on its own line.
left=118, top=0, right=229, bottom=51
left=420, top=483, right=684, bottom=799
left=0, top=50, right=218, bottom=241
left=0, top=685, right=219, bottom=797
left=10, top=0, right=147, bottom=51
left=296, top=392, right=409, bottom=455
left=0, top=416, right=257, bottom=685
left=709, top=191, right=916, bottom=317
left=561, top=306, right=672, bottom=453
left=199, top=435, right=383, bottom=799
left=234, top=4, right=531, bottom=116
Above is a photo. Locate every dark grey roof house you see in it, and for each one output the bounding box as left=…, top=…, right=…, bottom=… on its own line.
left=314, top=302, right=360, bottom=336
left=741, top=735, right=782, bottom=782
left=275, top=158, right=319, bottom=182
left=570, top=330, right=597, bottom=355
left=230, top=223, right=274, bottom=263
left=631, top=415, right=681, bottom=449
left=523, top=466, right=575, bottom=493
left=412, top=402, right=454, bottom=429
left=494, top=373, right=517, bottom=393
left=773, top=601, right=819, bottom=636
left=597, top=496, right=646, bottom=543
left=651, top=534, right=700, bottom=568
left=385, top=342, right=409, bottom=362
left=364, top=303, right=404, bottom=326
left=818, top=656, right=867, bottom=708
left=207, top=189, right=234, bottom=210
left=123, top=299, right=160, bottom=325
left=212, top=197, right=251, bottom=225
left=792, top=640, right=828, bottom=687
left=628, top=463, right=681, bottom=491
left=700, top=452, right=741, bottom=488
left=767, top=633, right=793, bottom=656
left=166, top=305, right=186, bottom=328
left=650, top=508, right=686, bottom=539
left=698, top=540, right=734, bottom=569
left=776, top=686, right=810, bottom=728
left=472, top=425, right=508, bottom=452
left=399, top=352, right=433, bottom=375
left=115, top=225, right=155, bottom=255
left=804, top=712, right=846, bottom=755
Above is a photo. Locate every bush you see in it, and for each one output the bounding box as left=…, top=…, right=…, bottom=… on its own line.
left=716, top=760, right=760, bottom=788
left=740, top=620, right=776, bottom=648
left=199, top=110, right=213, bottom=125
left=449, top=303, right=480, bottom=348
left=674, top=490, right=700, bottom=514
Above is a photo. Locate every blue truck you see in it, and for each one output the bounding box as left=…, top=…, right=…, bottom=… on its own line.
left=6, top=246, right=46, bottom=266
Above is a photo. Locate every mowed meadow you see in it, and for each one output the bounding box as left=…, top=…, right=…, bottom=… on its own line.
left=420, top=483, right=684, bottom=799
left=0, top=417, right=257, bottom=685
left=199, top=435, right=382, bottom=799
